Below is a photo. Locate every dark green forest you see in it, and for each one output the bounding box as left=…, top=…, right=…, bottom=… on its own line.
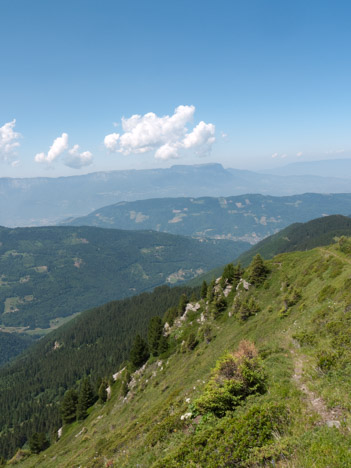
left=0, top=332, right=35, bottom=367
left=0, top=284, right=196, bottom=460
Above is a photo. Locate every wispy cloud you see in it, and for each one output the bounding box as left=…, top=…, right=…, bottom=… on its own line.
left=324, top=149, right=345, bottom=155
left=35, top=133, right=93, bottom=168
left=104, top=105, right=215, bottom=160
left=0, top=119, right=21, bottom=163
left=296, top=151, right=303, bottom=157
left=272, top=152, right=288, bottom=159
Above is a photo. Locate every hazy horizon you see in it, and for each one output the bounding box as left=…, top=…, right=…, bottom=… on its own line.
left=1, top=0, right=351, bottom=179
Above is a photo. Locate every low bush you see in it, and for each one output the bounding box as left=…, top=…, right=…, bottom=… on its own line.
left=194, top=341, right=266, bottom=416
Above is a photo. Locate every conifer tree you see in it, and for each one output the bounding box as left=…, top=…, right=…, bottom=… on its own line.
left=220, top=263, right=235, bottom=287
left=148, top=316, right=163, bottom=356
left=233, top=262, right=243, bottom=282
left=158, top=334, right=169, bottom=355
left=60, top=388, right=78, bottom=424
left=178, top=294, right=188, bottom=315
left=207, top=279, right=216, bottom=302
left=248, top=254, right=269, bottom=285
left=98, top=381, right=108, bottom=403
left=129, top=334, right=149, bottom=369
left=76, top=378, right=95, bottom=420
left=200, top=280, right=208, bottom=299
left=29, top=432, right=49, bottom=454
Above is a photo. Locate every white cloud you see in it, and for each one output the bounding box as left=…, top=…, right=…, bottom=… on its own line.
left=271, top=152, right=279, bottom=159
left=281, top=153, right=287, bottom=159
left=0, top=119, right=21, bottom=162
left=296, top=151, right=303, bottom=157
left=35, top=133, right=93, bottom=168
left=35, top=133, right=69, bottom=163
left=104, top=105, right=215, bottom=160
left=183, top=121, right=215, bottom=155
left=65, top=144, right=93, bottom=168
left=104, top=132, right=120, bottom=151
left=155, top=143, right=180, bottom=160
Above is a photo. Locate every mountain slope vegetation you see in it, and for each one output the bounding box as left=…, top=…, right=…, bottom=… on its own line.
left=6, top=236, right=351, bottom=467
left=64, top=193, right=351, bottom=244
left=237, top=214, right=351, bottom=266
left=0, top=284, right=196, bottom=460
left=0, top=225, right=248, bottom=330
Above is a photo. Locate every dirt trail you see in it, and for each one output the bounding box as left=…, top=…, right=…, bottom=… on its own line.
left=291, top=345, right=343, bottom=429
left=319, top=247, right=351, bottom=265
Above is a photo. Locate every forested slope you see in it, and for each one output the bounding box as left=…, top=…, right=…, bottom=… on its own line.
left=0, top=285, right=196, bottom=460
left=0, top=225, right=247, bottom=329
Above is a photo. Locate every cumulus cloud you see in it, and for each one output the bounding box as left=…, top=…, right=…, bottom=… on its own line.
left=104, top=132, right=120, bottom=151
left=35, top=133, right=69, bottom=164
left=35, top=133, right=93, bottom=168
left=0, top=119, right=21, bottom=162
left=104, top=105, right=215, bottom=160
left=65, top=144, right=93, bottom=169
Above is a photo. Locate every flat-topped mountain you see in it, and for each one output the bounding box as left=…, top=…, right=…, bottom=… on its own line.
left=64, top=193, right=351, bottom=244
left=1, top=163, right=351, bottom=227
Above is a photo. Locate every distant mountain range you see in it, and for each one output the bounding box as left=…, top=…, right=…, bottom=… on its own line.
left=264, top=158, right=351, bottom=178
left=0, top=225, right=249, bottom=329
left=64, top=193, right=351, bottom=244
left=1, top=162, right=351, bottom=227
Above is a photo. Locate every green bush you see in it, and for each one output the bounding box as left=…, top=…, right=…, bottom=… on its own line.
left=152, top=402, right=288, bottom=468
left=195, top=341, right=266, bottom=417
left=318, top=285, right=337, bottom=303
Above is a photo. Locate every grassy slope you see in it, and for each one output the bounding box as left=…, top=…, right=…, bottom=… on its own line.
left=17, top=240, right=351, bottom=467
left=188, top=214, right=351, bottom=286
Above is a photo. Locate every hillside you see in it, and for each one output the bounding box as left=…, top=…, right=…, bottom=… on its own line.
left=0, top=284, right=196, bottom=460
left=2, top=164, right=351, bottom=227
left=0, top=225, right=248, bottom=330
left=63, top=193, right=351, bottom=244
left=6, top=237, right=351, bottom=467
left=237, top=214, right=351, bottom=266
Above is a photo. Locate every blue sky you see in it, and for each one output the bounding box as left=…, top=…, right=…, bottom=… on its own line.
left=1, top=0, right=350, bottom=177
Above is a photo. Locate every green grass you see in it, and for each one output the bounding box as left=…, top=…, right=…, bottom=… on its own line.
left=15, top=240, right=351, bottom=467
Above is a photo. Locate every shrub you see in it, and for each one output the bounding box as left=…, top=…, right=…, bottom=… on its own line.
left=318, top=285, right=337, bottom=303
left=195, top=341, right=266, bottom=416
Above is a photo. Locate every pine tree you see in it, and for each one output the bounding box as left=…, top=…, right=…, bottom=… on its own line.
left=29, top=432, right=49, bottom=454
left=129, top=334, right=149, bottom=369
left=207, top=279, right=216, bottom=302
left=148, top=317, right=163, bottom=356
left=98, top=381, right=108, bottom=403
left=60, top=388, right=78, bottom=424
left=233, top=262, right=243, bottom=282
left=220, top=263, right=235, bottom=287
left=158, top=334, right=168, bottom=355
left=178, top=294, right=188, bottom=315
left=76, top=378, right=95, bottom=420
left=248, top=254, right=269, bottom=285
left=200, top=280, right=208, bottom=299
